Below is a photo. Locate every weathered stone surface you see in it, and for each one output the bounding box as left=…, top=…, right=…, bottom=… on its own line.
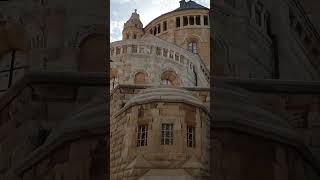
left=111, top=86, right=210, bottom=180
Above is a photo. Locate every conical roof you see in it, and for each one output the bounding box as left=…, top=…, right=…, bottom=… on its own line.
left=174, top=0, right=208, bottom=12
left=123, top=9, right=143, bottom=29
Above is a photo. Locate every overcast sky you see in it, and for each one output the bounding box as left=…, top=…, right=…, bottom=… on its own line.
left=110, top=0, right=210, bottom=42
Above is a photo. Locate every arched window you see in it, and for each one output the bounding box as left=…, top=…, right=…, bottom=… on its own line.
left=188, top=41, right=197, bottom=54
left=134, top=72, right=146, bottom=84
left=162, top=79, right=172, bottom=85
left=161, top=70, right=178, bottom=86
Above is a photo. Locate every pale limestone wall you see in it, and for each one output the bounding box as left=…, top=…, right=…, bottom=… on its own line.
left=213, top=0, right=320, bottom=80
left=144, top=9, right=210, bottom=68
left=110, top=90, right=210, bottom=179
left=0, top=0, right=107, bottom=73
left=110, top=86, right=210, bottom=180
left=110, top=35, right=209, bottom=90
left=0, top=73, right=108, bottom=180
left=110, top=85, right=210, bottom=118
left=110, top=8, right=211, bottom=179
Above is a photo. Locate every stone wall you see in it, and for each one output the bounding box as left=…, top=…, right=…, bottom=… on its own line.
left=211, top=129, right=320, bottom=180
left=0, top=72, right=107, bottom=180
left=110, top=86, right=210, bottom=180
left=144, top=9, right=210, bottom=67
left=211, top=78, right=320, bottom=180
left=110, top=85, right=210, bottom=117
left=110, top=35, right=210, bottom=89
left=212, top=0, right=320, bottom=80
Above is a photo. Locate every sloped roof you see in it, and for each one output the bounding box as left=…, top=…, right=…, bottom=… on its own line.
left=173, top=0, right=208, bottom=12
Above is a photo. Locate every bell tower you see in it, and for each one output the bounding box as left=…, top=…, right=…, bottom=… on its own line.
left=122, top=9, right=144, bottom=40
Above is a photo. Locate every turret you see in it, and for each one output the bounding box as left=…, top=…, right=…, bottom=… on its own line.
left=122, top=9, right=144, bottom=40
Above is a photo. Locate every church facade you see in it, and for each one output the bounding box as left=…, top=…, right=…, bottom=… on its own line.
left=111, top=0, right=320, bottom=180
left=110, top=1, right=210, bottom=179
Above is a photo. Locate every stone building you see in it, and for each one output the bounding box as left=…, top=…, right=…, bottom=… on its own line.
left=110, top=0, right=210, bottom=179
left=211, top=0, right=320, bottom=179
left=111, top=0, right=320, bottom=179
left=213, top=0, right=320, bottom=80
left=0, top=0, right=107, bottom=179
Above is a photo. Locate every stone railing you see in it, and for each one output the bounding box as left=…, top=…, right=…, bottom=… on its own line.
left=110, top=37, right=210, bottom=83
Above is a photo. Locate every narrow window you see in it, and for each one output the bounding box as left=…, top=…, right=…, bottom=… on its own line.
left=169, top=50, right=174, bottom=59
left=289, top=9, right=295, bottom=26
left=188, top=42, right=197, bottom=54
left=266, top=13, right=272, bottom=37
left=175, top=53, right=179, bottom=61
left=187, top=126, right=195, bottom=147
left=203, top=16, right=208, bottom=25
left=180, top=55, right=185, bottom=64
left=161, top=123, right=173, bottom=145
left=183, top=16, right=188, bottom=26
left=163, top=48, right=168, bottom=57
left=111, top=48, right=114, bottom=55
left=133, top=34, right=137, bottom=39
left=116, top=47, right=120, bottom=55
left=139, top=46, right=144, bottom=53
left=153, top=27, right=157, bottom=35
left=126, top=33, right=129, bottom=39
left=122, top=45, right=127, bottom=53
left=163, top=21, right=167, bottom=31
left=150, top=29, right=153, bottom=34
left=157, top=24, right=161, bottom=33
left=255, top=8, right=262, bottom=26
left=36, top=35, right=40, bottom=48
left=132, top=45, right=137, bottom=53
left=176, top=17, right=181, bottom=27
left=196, top=16, right=201, bottom=25
left=137, top=125, right=148, bottom=147
left=190, top=16, right=194, bottom=25
left=156, top=47, right=161, bottom=56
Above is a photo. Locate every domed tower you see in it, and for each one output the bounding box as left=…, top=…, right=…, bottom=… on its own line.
left=122, top=9, right=144, bottom=40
